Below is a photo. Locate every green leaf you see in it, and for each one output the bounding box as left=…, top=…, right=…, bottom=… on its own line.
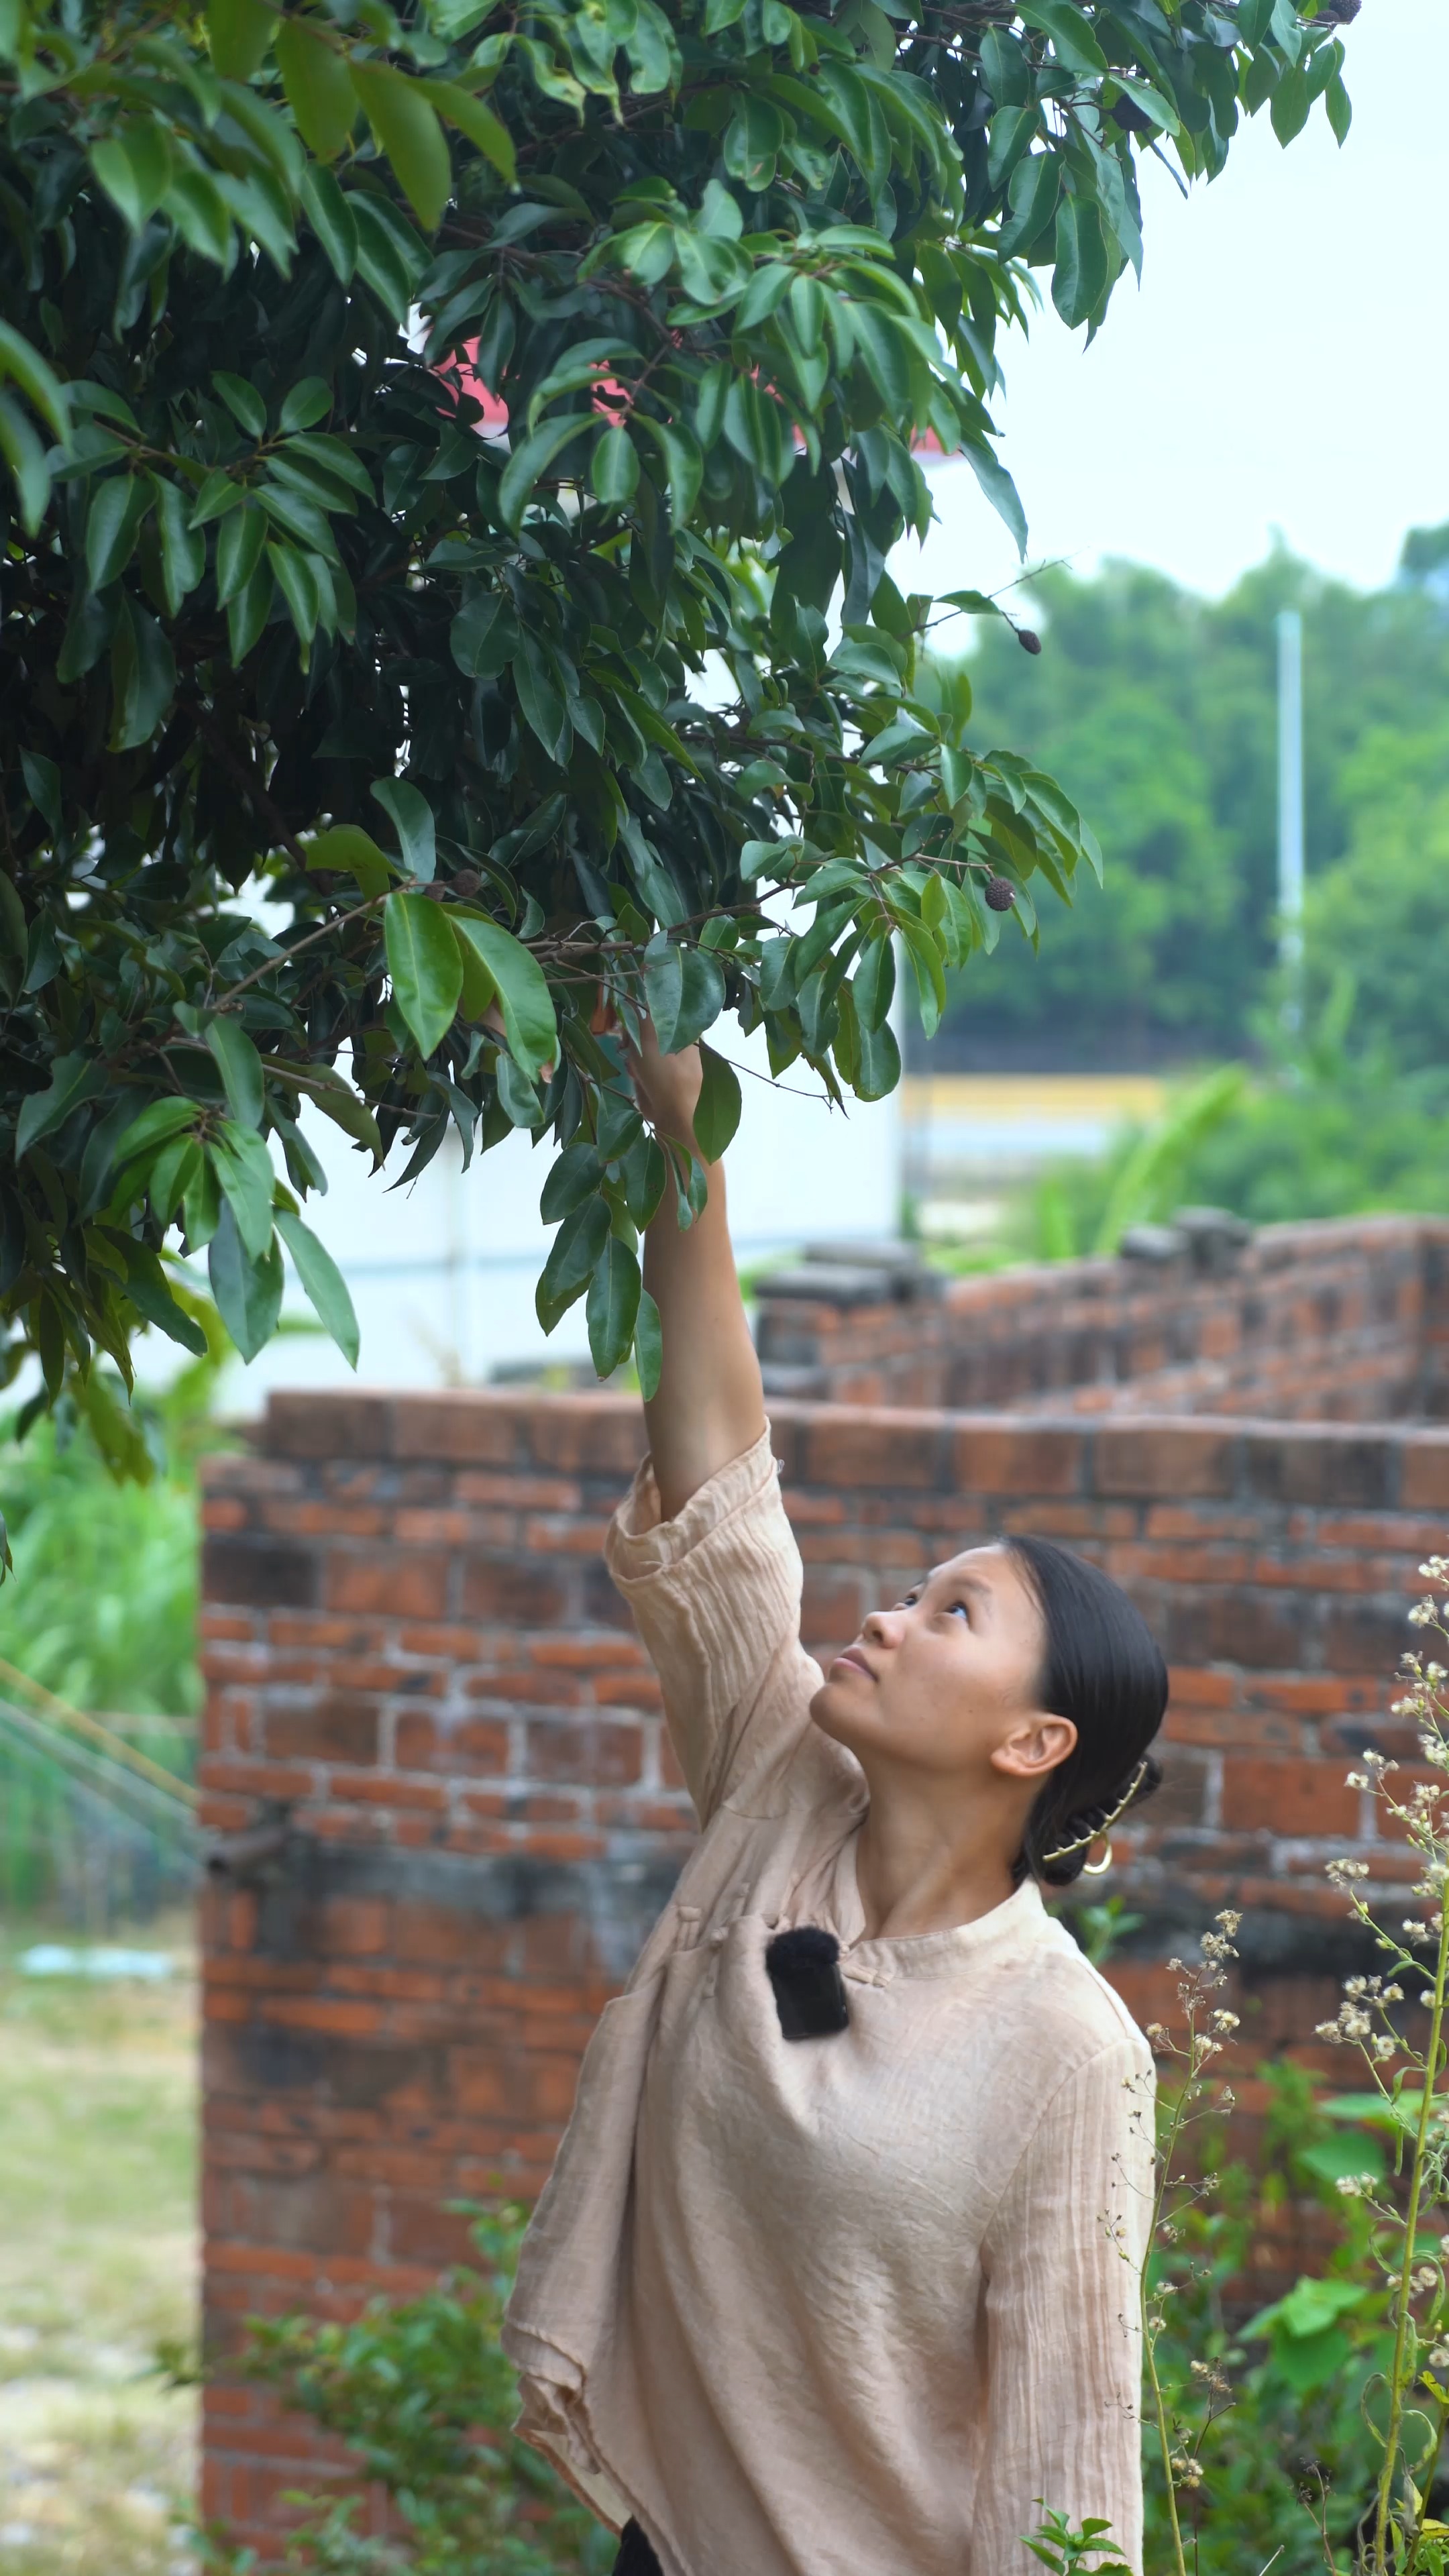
left=86, top=475, right=151, bottom=590
left=0, top=320, right=71, bottom=444
left=350, top=62, right=451, bottom=232
left=450, top=916, right=556, bottom=1075
left=385, top=888, right=463, bottom=1057
left=275, top=17, right=357, bottom=160
left=266, top=540, right=320, bottom=656
left=1325, top=71, right=1351, bottom=144
left=209, top=1120, right=276, bottom=1260
left=587, top=1234, right=641, bottom=1377
left=961, top=441, right=1027, bottom=558
left=213, top=370, right=266, bottom=438
left=16, top=1053, right=105, bottom=1159
left=592, top=424, right=639, bottom=508
left=1016, top=0, right=1107, bottom=74
left=417, top=76, right=517, bottom=183
left=693, top=1042, right=741, bottom=1162
left=109, top=598, right=175, bottom=751
left=853, top=933, right=896, bottom=1034
left=207, top=0, right=276, bottom=81
left=643, top=936, right=724, bottom=1053
left=227, top=557, right=274, bottom=665
left=498, top=415, right=592, bottom=531
left=278, top=377, right=331, bottom=435
left=19, top=749, right=60, bottom=832
left=536, top=1196, right=610, bottom=1331
left=371, top=778, right=437, bottom=884
left=634, top=1285, right=663, bottom=1401
left=206, top=1017, right=266, bottom=1128
left=111, top=1096, right=201, bottom=1173
left=1271, top=63, right=1311, bottom=145
left=850, top=1011, right=901, bottom=1102
left=150, top=476, right=206, bottom=615
left=90, top=124, right=174, bottom=231
left=1052, top=193, right=1112, bottom=330
left=541, top=1141, right=605, bottom=1222
left=305, top=824, right=398, bottom=900
left=274, top=1205, right=360, bottom=1366
left=208, top=1199, right=284, bottom=1362
left=120, top=1243, right=210, bottom=1355
left=300, top=166, right=358, bottom=281
left=0, top=392, right=50, bottom=535
left=215, top=499, right=266, bottom=605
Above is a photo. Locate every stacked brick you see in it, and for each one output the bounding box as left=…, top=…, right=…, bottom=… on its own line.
left=199, top=1238, right=1449, bottom=2552
left=755, top=1216, right=1449, bottom=1418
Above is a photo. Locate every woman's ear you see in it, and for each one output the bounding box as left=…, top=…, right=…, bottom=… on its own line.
left=990, top=1713, right=1077, bottom=1784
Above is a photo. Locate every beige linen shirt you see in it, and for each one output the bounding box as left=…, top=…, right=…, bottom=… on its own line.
left=503, top=1428, right=1155, bottom=2576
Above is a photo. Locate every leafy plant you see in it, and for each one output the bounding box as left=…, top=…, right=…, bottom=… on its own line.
left=184, top=2200, right=615, bottom=2575
left=0, top=0, right=1348, bottom=1445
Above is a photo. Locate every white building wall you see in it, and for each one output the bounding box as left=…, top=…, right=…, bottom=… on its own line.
left=218, top=1022, right=902, bottom=1405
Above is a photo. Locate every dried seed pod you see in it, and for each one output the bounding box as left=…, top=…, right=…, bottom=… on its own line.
left=1016, top=627, right=1042, bottom=655
left=450, top=868, right=482, bottom=896
left=985, top=876, right=1017, bottom=912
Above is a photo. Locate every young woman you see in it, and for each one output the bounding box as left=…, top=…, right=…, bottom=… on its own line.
left=503, top=1030, right=1167, bottom=2576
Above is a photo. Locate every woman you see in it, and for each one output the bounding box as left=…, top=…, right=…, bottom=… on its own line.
left=503, top=1029, right=1167, bottom=2576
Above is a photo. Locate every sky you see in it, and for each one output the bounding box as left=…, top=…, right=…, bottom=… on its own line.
left=896, top=0, right=1448, bottom=610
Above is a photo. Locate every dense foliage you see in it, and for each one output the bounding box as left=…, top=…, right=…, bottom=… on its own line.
left=0, top=0, right=1350, bottom=1439
left=928, top=539, right=1449, bottom=1069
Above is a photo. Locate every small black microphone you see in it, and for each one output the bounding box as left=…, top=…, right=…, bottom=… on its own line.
left=765, top=1926, right=850, bottom=2041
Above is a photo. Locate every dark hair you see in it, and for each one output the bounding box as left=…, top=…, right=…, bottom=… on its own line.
left=1004, top=1534, right=1168, bottom=1888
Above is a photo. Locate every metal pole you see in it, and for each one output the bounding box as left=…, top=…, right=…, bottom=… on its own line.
left=1276, top=606, right=1304, bottom=1035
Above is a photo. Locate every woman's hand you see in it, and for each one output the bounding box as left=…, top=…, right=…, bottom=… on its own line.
left=625, top=1022, right=704, bottom=1155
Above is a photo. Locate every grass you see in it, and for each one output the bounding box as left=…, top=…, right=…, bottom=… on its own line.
left=0, top=1909, right=199, bottom=2575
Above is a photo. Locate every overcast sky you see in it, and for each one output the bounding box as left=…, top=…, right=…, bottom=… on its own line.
left=895, top=0, right=1446, bottom=612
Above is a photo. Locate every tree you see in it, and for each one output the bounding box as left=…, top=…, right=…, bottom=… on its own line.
left=929, top=540, right=1449, bottom=1069
left=0, top=0, right=1350, bottom=1477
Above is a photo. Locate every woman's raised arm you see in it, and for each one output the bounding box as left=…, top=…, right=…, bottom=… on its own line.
left=629, top=1024, right=765, bottom=1523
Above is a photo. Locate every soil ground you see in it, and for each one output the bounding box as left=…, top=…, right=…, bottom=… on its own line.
left=0, top=1911, right=198, bottom=2575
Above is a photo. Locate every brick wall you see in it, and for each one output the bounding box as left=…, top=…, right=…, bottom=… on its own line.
left=200, top=1381, right=1449, bottom=2551
left=756, top=1216, right=1449, bottom=1419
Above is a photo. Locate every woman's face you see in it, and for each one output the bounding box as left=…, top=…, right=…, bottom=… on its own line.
left=809, top=1544, right=1077, bottom=1786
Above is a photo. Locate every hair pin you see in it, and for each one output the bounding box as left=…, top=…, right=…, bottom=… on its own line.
left=1041, top=1755, right=1152, bottom=1866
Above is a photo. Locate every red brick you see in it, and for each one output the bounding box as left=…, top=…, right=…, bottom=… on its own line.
left=264, top=1694, right=380, bottom=1765
left=325, top=1552, right=449, bottom=1619
left=953, top=1420, right=1085, bottom=1497
left=1092, top=1420, right=1237, bottom=1498
left=460, top=1556, right=568, bottom=1623
left=524, top=1717, right=642, bottom=1785
left=394, top=1712, right=511, bottom=1776
left=1220, top=1758, right=1360, bottom=1839
left=1402, top=1438, right=1449, bottom=1511
left=804, top=1408, right=949, bottom=1489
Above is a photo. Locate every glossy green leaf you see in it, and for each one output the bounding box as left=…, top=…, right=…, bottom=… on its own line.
left=853, top=934, right=896, bottom=1034
left=206, top=0, right=275, bottom=80
left=209, top=1120, right=276, bottom=1260
left=300, top=165, right=358, bottom=281
left=385, top=888, right=463, bottom=1057
left=109, top=598, right=175, bottom=751
left=417, top=76, right=516, bottom=183
left=371, top=777, right=437, bottom=883
left=693, top=1042, right=742, bottom=1163
left=0, top=392, right=49, bottom=535
left=275, top=1204, right=360, bottom=1366
left=586, top=1233, right=641, bottom=1377
left=16, top=1053, right=105, bottom=1159
left=275, top=18, right=357, bottom=160
left=150, top=475, right=206, bottom=614
left=536, top=1195, right=610, bottom=1331
left=305, top=825, right=397, bottom=901
left=208, top=1199, right=284, bottom=1361
left=86, top=476, right=151, bottom=591
left=540, top=1140, right=604, bottom=1223
left=227, top=557, right=274, bottom=665
left=206, top=1016, right=266, bottom=1128
left=215, top=500, right=266, bottom=605
left=350, top=62, right=451, bottom=231
left=592, top=424, right=639, bottom=508
left=0, top=320, right=70, bottom=443
left=451, top=915, right=556, bottom=1075
left=120, top=1241, right=210, bottom=1354
left=90, top=124, right=174, bottom=231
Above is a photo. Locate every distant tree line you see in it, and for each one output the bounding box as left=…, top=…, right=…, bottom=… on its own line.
left=926, top=528, right=1449, bottom=1073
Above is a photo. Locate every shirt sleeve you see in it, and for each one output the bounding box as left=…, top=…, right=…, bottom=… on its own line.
left=603, top=1424, right=820, bottom=1827
left=975, top=2032, right=1155, bottom=2576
